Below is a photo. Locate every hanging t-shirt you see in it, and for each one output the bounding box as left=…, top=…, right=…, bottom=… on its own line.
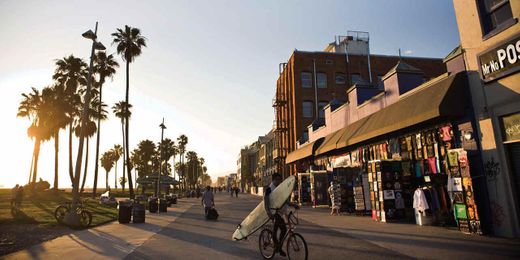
left=440, top=125, right=453, bottom=141
left=428, top=157, right=438, bottom=174
left=413, top=189, right=429, bottom=212
left=415, top=161, right=423, bottom=177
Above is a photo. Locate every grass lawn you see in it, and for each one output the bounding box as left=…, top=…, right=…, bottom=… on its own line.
left=0, top=189, right=117, bottom=226
left=0, top=189, right=118, bottom=256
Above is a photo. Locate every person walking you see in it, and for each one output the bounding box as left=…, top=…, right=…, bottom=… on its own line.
left=10, top=184, right=19, bottom=208
left=230, top=187, right=234, bottom=197
left=235, top=187, right=239, bottom=198
left=14, top=185, right=24, bottom=211
left=201, top=186, right=214, bottom=216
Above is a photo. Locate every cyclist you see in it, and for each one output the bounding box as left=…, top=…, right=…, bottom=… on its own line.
left=264, top=172, right=299, bottom=257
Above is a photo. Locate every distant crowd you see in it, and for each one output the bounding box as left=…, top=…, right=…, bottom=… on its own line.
left=184, top=186, right=241, bottom=198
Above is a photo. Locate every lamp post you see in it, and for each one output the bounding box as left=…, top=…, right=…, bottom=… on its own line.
left=67, top=22, right=106, bottom=226
left=157, top=118, right=166, bottom=198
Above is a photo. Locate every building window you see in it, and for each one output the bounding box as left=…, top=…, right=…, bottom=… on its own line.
left=303, top=101, right=313, bottom=118
left=335, top=73, right=346, bottom=84
left=318, top=101, right=328, bottom=118
left=477, top=0, right=514, bottom=35
left=351, top=73, right=363, bottom=84
left=302, top=131, right=309, bottom=142
left=301, top=72, right=312, bottom=88
left=317, top=73, right=327, bottom=88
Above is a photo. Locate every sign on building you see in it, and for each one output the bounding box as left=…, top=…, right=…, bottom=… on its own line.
left=478, top=34, right=520, bottom=82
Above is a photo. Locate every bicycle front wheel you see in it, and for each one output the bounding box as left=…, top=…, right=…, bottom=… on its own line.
left=287, top=232, right=308, bottom=260
left=54, top=206, right=68, bottom=224
left=79, top=210, right=92, bottom=228
left=259, top=228, right=275, bottom=259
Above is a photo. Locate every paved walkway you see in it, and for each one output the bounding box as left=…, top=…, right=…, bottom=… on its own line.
left=298, top=207, right=520, bottom=259
left=5, top=200, right=192, bottom=260
left=5, top=193, right=520, bottom=259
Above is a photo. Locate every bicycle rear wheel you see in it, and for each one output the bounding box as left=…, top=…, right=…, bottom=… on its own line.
left=79, top=210, right=92, bottom=228
left=259, top=228, right=275, bottom=259
left=54, top=205, right=68, bottom=224
left=287, top=232, right=308, bottom=260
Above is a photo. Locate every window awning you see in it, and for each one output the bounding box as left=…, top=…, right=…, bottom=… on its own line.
left=285, top=138, right=324, bottom=164
left=316, top=72, right=469, bottom=155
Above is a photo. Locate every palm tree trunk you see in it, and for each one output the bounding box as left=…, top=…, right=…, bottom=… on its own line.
left=32, top=137, right=41, bottom=184
left=106, top=170, right=109, bottom=191
left=28, top=153, right=34, bottom=184
left=125, top=60, right=134, bottom=199
left=122, top=130, right=126, bottom=194
left=68, top=122, right=74, bottom=185
left=53, top=131, right=59, bottom=190
left=80, top=138, right=89, bottom=194
left=115, top=160, right=118, bottom=191
left=93, top=84, right=103, bottom=198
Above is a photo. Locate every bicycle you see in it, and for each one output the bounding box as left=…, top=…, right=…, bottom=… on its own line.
left=259, top=209, right=308, bottom=260
left=54, top=199, right=92, bottom=228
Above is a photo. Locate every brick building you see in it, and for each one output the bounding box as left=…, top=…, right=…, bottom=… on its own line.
left=273, top=32, right=447, bottom=177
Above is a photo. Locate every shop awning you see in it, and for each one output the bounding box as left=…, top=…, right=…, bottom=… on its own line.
left=314, top=129, right=344, bottom=155
left=317, top=72, right=469, bottom=154
left=285, top=138, right=324, bottom=164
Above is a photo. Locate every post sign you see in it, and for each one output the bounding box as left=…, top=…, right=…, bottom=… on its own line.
left=502, top=112, right=520, bottom=143
left=478, top=34, right=520, bottom=82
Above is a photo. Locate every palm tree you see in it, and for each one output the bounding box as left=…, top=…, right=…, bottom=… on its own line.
left=112, top=101, right=131, bottom=192
left=171, top=143, right=179, bottom=181
left=185, top=151, right=198, bottom=189
left=17, top=87, right=52, bottom=184
left=112, top=25, right=147, bottom=199
left=75, top=119, right=97, bottom=194
left=92, top=51, right=119, bottom=198
left=52, top=55, right=88, bottom=185
left=112, top=144, right=123, bottom=191
left=199, top=157, right=205, bottom=186
left=177, top=135, right=188, bottom=189
left=48, top=84, right=70, bottom=190
left=137, top=140, right=156, bottom=175
left=158, top=138, right=175, bottom=175
left=101, top=150, right=115, bottom=191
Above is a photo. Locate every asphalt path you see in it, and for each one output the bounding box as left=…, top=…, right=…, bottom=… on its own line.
left=126, top=192, right=409, bottom=260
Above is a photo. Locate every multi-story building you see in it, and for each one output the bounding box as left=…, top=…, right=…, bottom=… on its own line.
left=452, top=0, right=520, bottom=238
left=273, top=32, right=447, bottom=177
left=257, top=130, right=276, bottom=186
left=216, top=176, right=227, bottom=188
left=226, top=173, right=238, bottom=190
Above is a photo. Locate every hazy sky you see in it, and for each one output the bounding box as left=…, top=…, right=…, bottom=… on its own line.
left=0, top=0, right=460, bottom=188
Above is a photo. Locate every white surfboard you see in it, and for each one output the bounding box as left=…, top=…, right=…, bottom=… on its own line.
left=232, top=175, right=296, bottom=240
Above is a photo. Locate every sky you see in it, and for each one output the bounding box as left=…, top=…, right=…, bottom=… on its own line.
left=0, top=0, right=460, bottom=189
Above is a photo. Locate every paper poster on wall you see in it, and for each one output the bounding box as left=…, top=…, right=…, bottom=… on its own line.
left=383, top=190, right=395, bottom=200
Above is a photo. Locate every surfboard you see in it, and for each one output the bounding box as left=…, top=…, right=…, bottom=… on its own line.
left=232, top=175, right=296, bottom=240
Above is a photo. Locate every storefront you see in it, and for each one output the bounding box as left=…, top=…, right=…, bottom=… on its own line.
left=288, top=72, right=488, bottom=235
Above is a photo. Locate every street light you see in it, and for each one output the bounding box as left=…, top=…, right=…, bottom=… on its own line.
left=157, top=118, right=166, bottom=198
left=67, top=22, right=105, bottom=226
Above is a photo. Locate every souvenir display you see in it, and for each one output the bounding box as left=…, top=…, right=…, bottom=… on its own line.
left=322, top=123, right=481, bottom=236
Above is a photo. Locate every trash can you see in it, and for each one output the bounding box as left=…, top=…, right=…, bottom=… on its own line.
left=159, top=199, right=168, bottom=212
left=118, top=200, right=133, bottom=224
left=148, top=197, right=158, bottom=213
left=132, top=203, right=146, bottom=223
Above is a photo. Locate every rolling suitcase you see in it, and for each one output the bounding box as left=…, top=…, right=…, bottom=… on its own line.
left=206, top=208, right=219, bottom=220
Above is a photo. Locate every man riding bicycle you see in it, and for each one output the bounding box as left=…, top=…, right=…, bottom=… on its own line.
left=264, top=172, right=299, bottom=257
